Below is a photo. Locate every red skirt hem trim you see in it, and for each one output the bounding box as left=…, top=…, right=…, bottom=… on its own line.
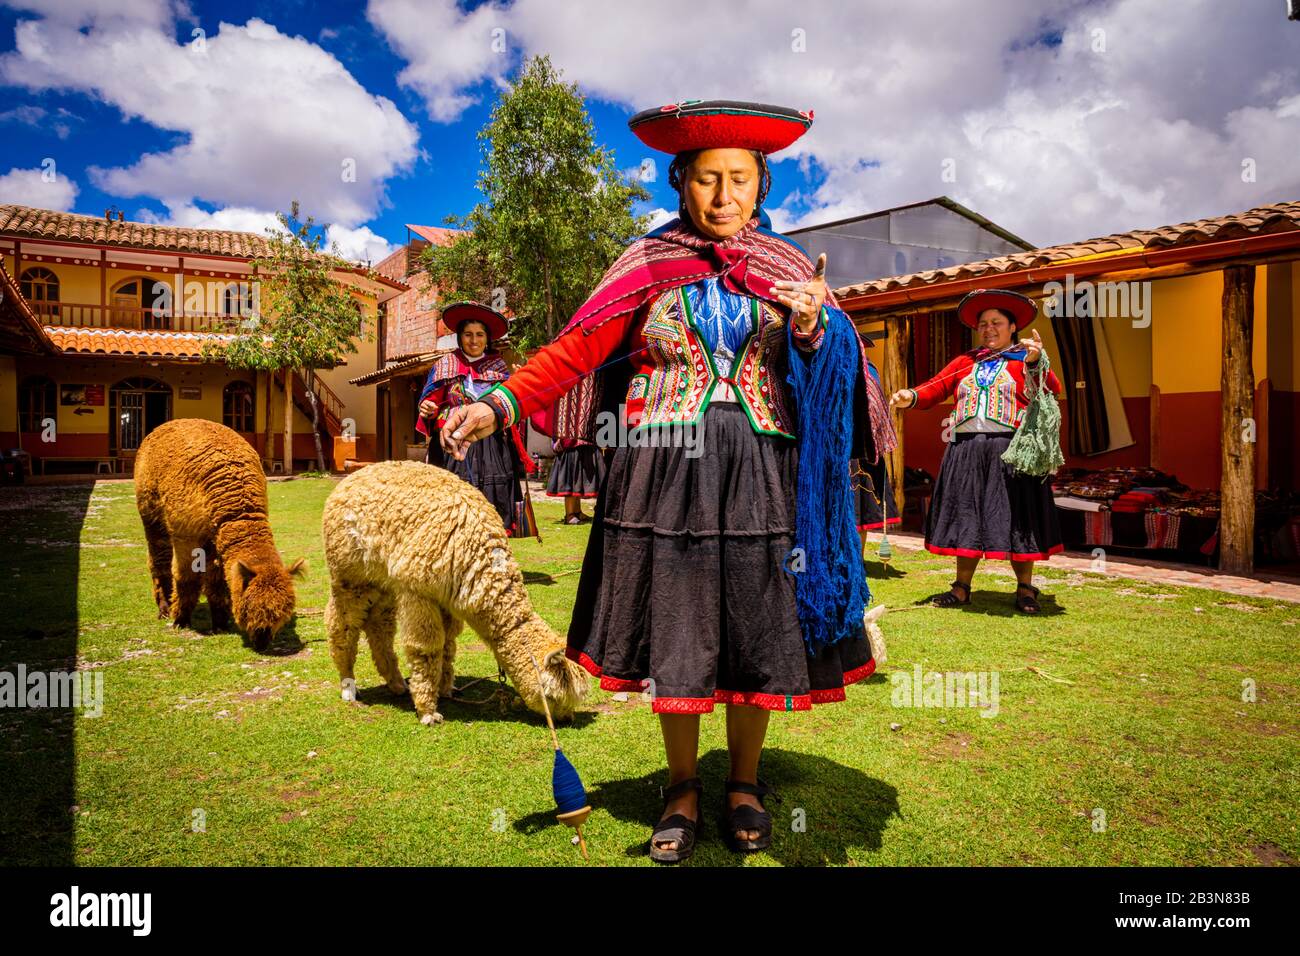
left=924, top=542, right=1064, bottom=561
left=565, top=648, right=877, bottom=713
left=856, top=517, right=902, bottom=531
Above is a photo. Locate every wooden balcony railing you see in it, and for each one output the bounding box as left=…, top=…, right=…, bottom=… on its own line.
left=31, top=301, right=248, bottom=334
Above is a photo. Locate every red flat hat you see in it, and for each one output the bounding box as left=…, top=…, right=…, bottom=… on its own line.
left=956, top=289, right=1038, bottom=331
left=442, top=301, right=509, bottom=341
left=628, top=100, right=813, bottom=155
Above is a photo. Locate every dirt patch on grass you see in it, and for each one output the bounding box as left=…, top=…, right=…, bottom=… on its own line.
left=1250, top=843, right=1298, bottom=866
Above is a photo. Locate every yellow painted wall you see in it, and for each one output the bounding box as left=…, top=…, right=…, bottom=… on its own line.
left=2, top=255, right=383, bottom=441
left=9, top=357, right=256, bottom=436
left=1147, top=267, right=1277, bottom=394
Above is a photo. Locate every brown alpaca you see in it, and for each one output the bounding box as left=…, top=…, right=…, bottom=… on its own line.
left=134, top=419, right=305, bottom=650
left=321, top=459, right=588, bottom=725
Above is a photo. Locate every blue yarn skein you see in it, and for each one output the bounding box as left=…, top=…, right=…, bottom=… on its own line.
left=784, top=305, right=870, bottom=651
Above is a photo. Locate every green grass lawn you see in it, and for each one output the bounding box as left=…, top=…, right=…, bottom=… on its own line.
left=1, top=476, right=1297, bottom=866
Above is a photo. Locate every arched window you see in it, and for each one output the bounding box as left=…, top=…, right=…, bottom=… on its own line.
left=20, top=267, right=59, bottom=319
left=223, top=381, right=255, bottom=432
left=18, top=376, right=56, bottom=434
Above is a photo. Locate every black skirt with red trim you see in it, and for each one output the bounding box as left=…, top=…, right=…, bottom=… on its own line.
left=852, top=456, right=901, bottom=531
left=924, top=432, right=1064, bottom=561
left=565, top=402, right=875, bottom=715
left=546, top=444, right=605, bottom=499
left=427, top=429, right=524, bottom=533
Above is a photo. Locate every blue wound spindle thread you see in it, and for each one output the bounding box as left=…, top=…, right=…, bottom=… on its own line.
left=552, top=749, right=588, bottom=815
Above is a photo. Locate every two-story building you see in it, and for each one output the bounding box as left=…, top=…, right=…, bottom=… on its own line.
left=0, top=204, right=406, bottom=474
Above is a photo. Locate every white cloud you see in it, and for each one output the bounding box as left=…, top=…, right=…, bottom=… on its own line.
left=326, top=223, right=395, bottom=264
left=365, top=0, right=513, bottom=122
left=158, top=201, right=281, bottom=236
left=368, top=0, right=1300, bottom=248
left=0, top=7, right=420, bottom=228
left=0, top=165, right=78, bottom=209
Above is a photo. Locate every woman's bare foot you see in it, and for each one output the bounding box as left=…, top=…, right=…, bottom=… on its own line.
left=653, top=787, right=700, bottom=853
left=727, top=790, right=763, bottom=842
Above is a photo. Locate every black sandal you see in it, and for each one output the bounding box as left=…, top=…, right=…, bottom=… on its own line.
left=931, top=580, right=972, bottom=608
left=1015, top=583, right=1041, bottom=614
left=721, top=779, right=780, bottom=853
left=650, top=777, right=703, bottom=864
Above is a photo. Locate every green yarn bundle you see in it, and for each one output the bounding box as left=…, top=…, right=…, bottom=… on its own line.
left=1001, top=351, right=1065, bottom=477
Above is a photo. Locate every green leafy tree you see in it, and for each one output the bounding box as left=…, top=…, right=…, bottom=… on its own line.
left=421, top=54, right=651, bottom=350
left=206, top=202, right=371, bottom=474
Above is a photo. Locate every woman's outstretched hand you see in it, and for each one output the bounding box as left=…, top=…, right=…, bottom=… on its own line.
left=1022, top=329, right=1044, bottom=365
left=889, top=389, right=915, bottom=409
left=772, top=253, right=828, bottom=333
left=439, top=402, right=499, bottom=461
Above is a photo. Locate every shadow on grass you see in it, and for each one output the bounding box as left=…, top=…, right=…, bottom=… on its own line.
left=512, top=747, right=900, bottom=866
left=180, top=605, right=307, bottom=656
left=910, top=590, right=1067, bottom=618
left=355, top=674, right=598, bottom=729
left=862, top=560, right=906, bottom=580
left=0, top=482, right=95, bottom=865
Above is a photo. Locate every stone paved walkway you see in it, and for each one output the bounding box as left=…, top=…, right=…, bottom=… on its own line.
left=872, top=531, right=1300, bottom=604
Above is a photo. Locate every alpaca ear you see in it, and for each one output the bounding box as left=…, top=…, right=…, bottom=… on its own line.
left=230, top=558, right=255, bottom=588
left=286, top=558, right=307, bottom=578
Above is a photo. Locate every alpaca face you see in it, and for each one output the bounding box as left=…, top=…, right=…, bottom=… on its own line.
left=230, top=558, right=304, bottom=651
left=509, top=620, right=588, bottom=721
left=534, top=647, right=590, bottom=721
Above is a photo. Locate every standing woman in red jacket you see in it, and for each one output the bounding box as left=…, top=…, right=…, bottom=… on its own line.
left=439, top=100, right=896, bottom=863
left=416, top=302, right=535, bottom=533
left=889, top=289, right=1063, bottom=613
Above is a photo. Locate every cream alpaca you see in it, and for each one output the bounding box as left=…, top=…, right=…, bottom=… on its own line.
left=322, top=459, right=588, bottom=725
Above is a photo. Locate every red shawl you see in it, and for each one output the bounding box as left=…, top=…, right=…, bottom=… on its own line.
left=417, top=348, right=536, bottom=474
left=545, top=216, right=895, bottom=458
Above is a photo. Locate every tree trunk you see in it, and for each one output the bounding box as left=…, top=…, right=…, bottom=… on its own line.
left=305, top=368, right=327, bottom=473
left=1218, top=265, right=1255, bottom=574
left=542, top=257, right=555, bottom=340
left=880, top=314, right=912, bottom=516
left=282, top=367, right=293, bottom=476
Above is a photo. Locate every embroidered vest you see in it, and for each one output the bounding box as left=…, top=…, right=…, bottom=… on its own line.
left=952, top=358, right=1023, bottom=429
left=624, top=286, right=795, bottom=437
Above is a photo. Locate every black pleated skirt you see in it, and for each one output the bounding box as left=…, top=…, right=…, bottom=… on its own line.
left=546, top=444, right=605, bottom=498
left=427, top=430, right=524, bottom=532
left=852, top=456, right=900, bottom=531
left=924, top=432, right=1064, bottom=561
left=565, top=402, right=876, bottom=714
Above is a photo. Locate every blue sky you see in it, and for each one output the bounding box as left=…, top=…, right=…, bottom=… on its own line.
left=1, top=0, right=1296, bottom=262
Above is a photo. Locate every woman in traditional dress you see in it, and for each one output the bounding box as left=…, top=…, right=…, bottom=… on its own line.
left=888, top=289, right=1063, bottom=613
left=416, top=302, right=535, bottom=532
left=854, top=348, right=900, bottom=545
left=542, top=378, right=605, bottom=524
left=441, top=101, right=896, bottom=863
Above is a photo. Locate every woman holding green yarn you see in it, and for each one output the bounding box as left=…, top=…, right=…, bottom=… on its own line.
left=889, top=289, right=1064, bottom=614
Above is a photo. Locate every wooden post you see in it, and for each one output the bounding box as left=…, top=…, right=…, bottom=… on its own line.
left=1149, top=384, right=1161, bottom=470
left=879, top=313, right=911, bottom=515
left=1218, top=265, right=1255, bottom=574
left=387, top=383, right=401, bottom=460
left=262, top=369, right=273, bottom=469
left=283, top=368, right=293, bottom=476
